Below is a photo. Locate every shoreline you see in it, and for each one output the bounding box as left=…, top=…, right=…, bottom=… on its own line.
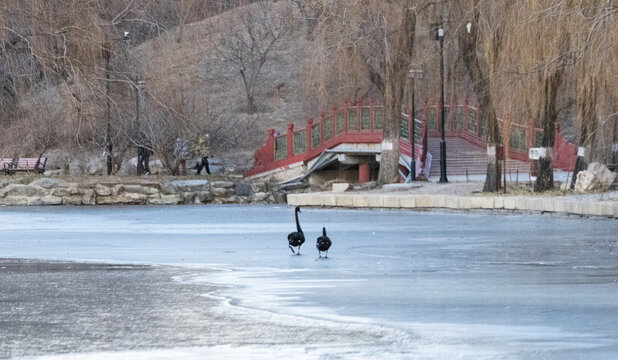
left=0, top=175, right=276, bottom=206
left=1, top=258, right=398, bottom=360
left=287, top=185, right=618, bottom=219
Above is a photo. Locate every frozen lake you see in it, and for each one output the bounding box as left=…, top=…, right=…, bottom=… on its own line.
left=0, top=205, right=617, bottom=359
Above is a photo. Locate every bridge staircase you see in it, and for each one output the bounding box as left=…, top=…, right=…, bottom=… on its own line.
left=427, top=137, right=531, bottom=178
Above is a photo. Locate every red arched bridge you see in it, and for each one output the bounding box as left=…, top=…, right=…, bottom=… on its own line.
left=244, top=98, right=576, bottom=184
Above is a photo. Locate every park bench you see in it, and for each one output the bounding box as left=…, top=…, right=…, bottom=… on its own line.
left=1, top=157, right=47, bottom=175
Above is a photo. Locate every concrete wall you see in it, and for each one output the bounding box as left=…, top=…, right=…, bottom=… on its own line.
left=287, top=192, right=618, bottom=218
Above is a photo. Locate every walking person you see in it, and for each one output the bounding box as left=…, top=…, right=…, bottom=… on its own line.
left=194, top=134, right=211, bottom=175
left=137, top=132, right=152, bottom=175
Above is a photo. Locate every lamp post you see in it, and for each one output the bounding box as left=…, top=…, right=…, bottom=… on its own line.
left=135, top=76, right=146, bottom=175
left=409, top=68, right=424, bottom=182
left=104, top=31, right=131, bottom=175
left=104, top=46, right=113, bottom=175
left=437, top=24, right=448, bottom=183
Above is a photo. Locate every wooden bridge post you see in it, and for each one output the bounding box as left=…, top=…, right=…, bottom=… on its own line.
left=369, top=99, right=375, bottom=132
left=331, top=105, right=337, bottom=138
left=287, top=124, right=294, bottom=158
left=463, top=96, right=469, bottom=132
left=476, top=105, right=481, bottom=137
left=449, top=95, right=455, bottom=131
left=266, top=129, right=275, bottom=161
left=306, top=118, right=313, bottom=154
left=356, top=97, right=362, bottom=131
left=319, top=112, right=325, bottom=145
left=527, top=117, right=535, bottom=148
left=343, top=99, right=349, bottom=134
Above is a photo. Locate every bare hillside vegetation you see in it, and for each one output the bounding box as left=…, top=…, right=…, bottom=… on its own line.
left=1, top=0, right=616, bottom=184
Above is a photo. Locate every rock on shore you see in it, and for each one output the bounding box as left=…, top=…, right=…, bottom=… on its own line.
left=0, top=177, right=275, bottom=206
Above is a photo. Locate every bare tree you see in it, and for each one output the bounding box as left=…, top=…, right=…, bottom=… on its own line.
left=455, top=0, right=514, bottom=192
left=138, top=88, right=208, bottom=173
left=216, top=2, right=292, bottom=114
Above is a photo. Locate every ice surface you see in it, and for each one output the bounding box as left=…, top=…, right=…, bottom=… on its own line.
left=1, top=205, right=617, bottom=360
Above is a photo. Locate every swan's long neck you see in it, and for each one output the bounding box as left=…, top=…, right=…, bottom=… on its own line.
left=322, top=227, right=326, bottom=236
left=295, top=209, right=303, bottom=233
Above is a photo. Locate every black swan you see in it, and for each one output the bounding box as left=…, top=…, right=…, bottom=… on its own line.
left=316, top=227, right=332, bottom=258
left=287, top=206, right=305, bottom=255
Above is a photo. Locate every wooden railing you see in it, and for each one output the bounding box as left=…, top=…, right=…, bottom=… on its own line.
left=244, top=97, right=576, bottom=178
left=245, top=99, right=393, bottom=177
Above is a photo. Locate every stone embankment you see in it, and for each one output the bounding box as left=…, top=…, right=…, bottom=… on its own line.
left=287, top=189, right=618, bottom=218
left=0, top=177, right=276, bottom=206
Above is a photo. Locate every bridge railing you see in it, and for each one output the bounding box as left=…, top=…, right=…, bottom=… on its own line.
left=245, top=97, right=576, bottom=178
left=246, top=98, right=397, bottom=177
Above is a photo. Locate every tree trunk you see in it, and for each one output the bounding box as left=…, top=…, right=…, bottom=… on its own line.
left=458, top=3, right=501, bottom=192
left=378, top=77, right=402, bottom=185
left=535, top=156, right=554, bottom=191
left=570, top=155, right=587, bottom=189
left=483, top=156, right=502, bottom=192
left=534, top=69, right=563, bottom=192
left=247, top=94, right=256, bottom=115
left=571, top=77, right=596, bottom=189
left=240, top=69, right=256, bottom=114
left=375, top=5, right=416, bottom=185
left=177, top=22, right=185, bottom=43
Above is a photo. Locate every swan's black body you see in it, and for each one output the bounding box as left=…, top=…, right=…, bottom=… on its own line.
left=316, top=227, right=332, bottom=258
left=287, top=206, right=305, bottom=255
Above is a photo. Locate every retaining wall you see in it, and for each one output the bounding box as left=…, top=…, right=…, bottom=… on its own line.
left=0, top=177, right=275, bottom=206
left=287, top=192, right=618, bottom=218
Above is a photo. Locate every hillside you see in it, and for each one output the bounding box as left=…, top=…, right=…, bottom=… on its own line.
left=131, top=1, right=317, bottom=168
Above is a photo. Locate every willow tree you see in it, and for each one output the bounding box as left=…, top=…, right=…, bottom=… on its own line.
left=455, top=0, right=515, bottom=192
left=0, top=0, right=105, bottom=151
left=569, top=1, right=618, bottom=187
left=305, top=0, right=419, bottom=185
left=497, top=0, right=575, bottom=192
left=515, top=0, right=618, bottom=192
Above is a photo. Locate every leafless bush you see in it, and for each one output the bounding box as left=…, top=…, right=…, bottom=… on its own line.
left=139, top=89, right=202, bottom=173
left=209, top=111, right=261, bottom=154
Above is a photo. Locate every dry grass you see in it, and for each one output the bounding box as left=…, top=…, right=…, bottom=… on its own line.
left=132, top=1, right=316, bottom=134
